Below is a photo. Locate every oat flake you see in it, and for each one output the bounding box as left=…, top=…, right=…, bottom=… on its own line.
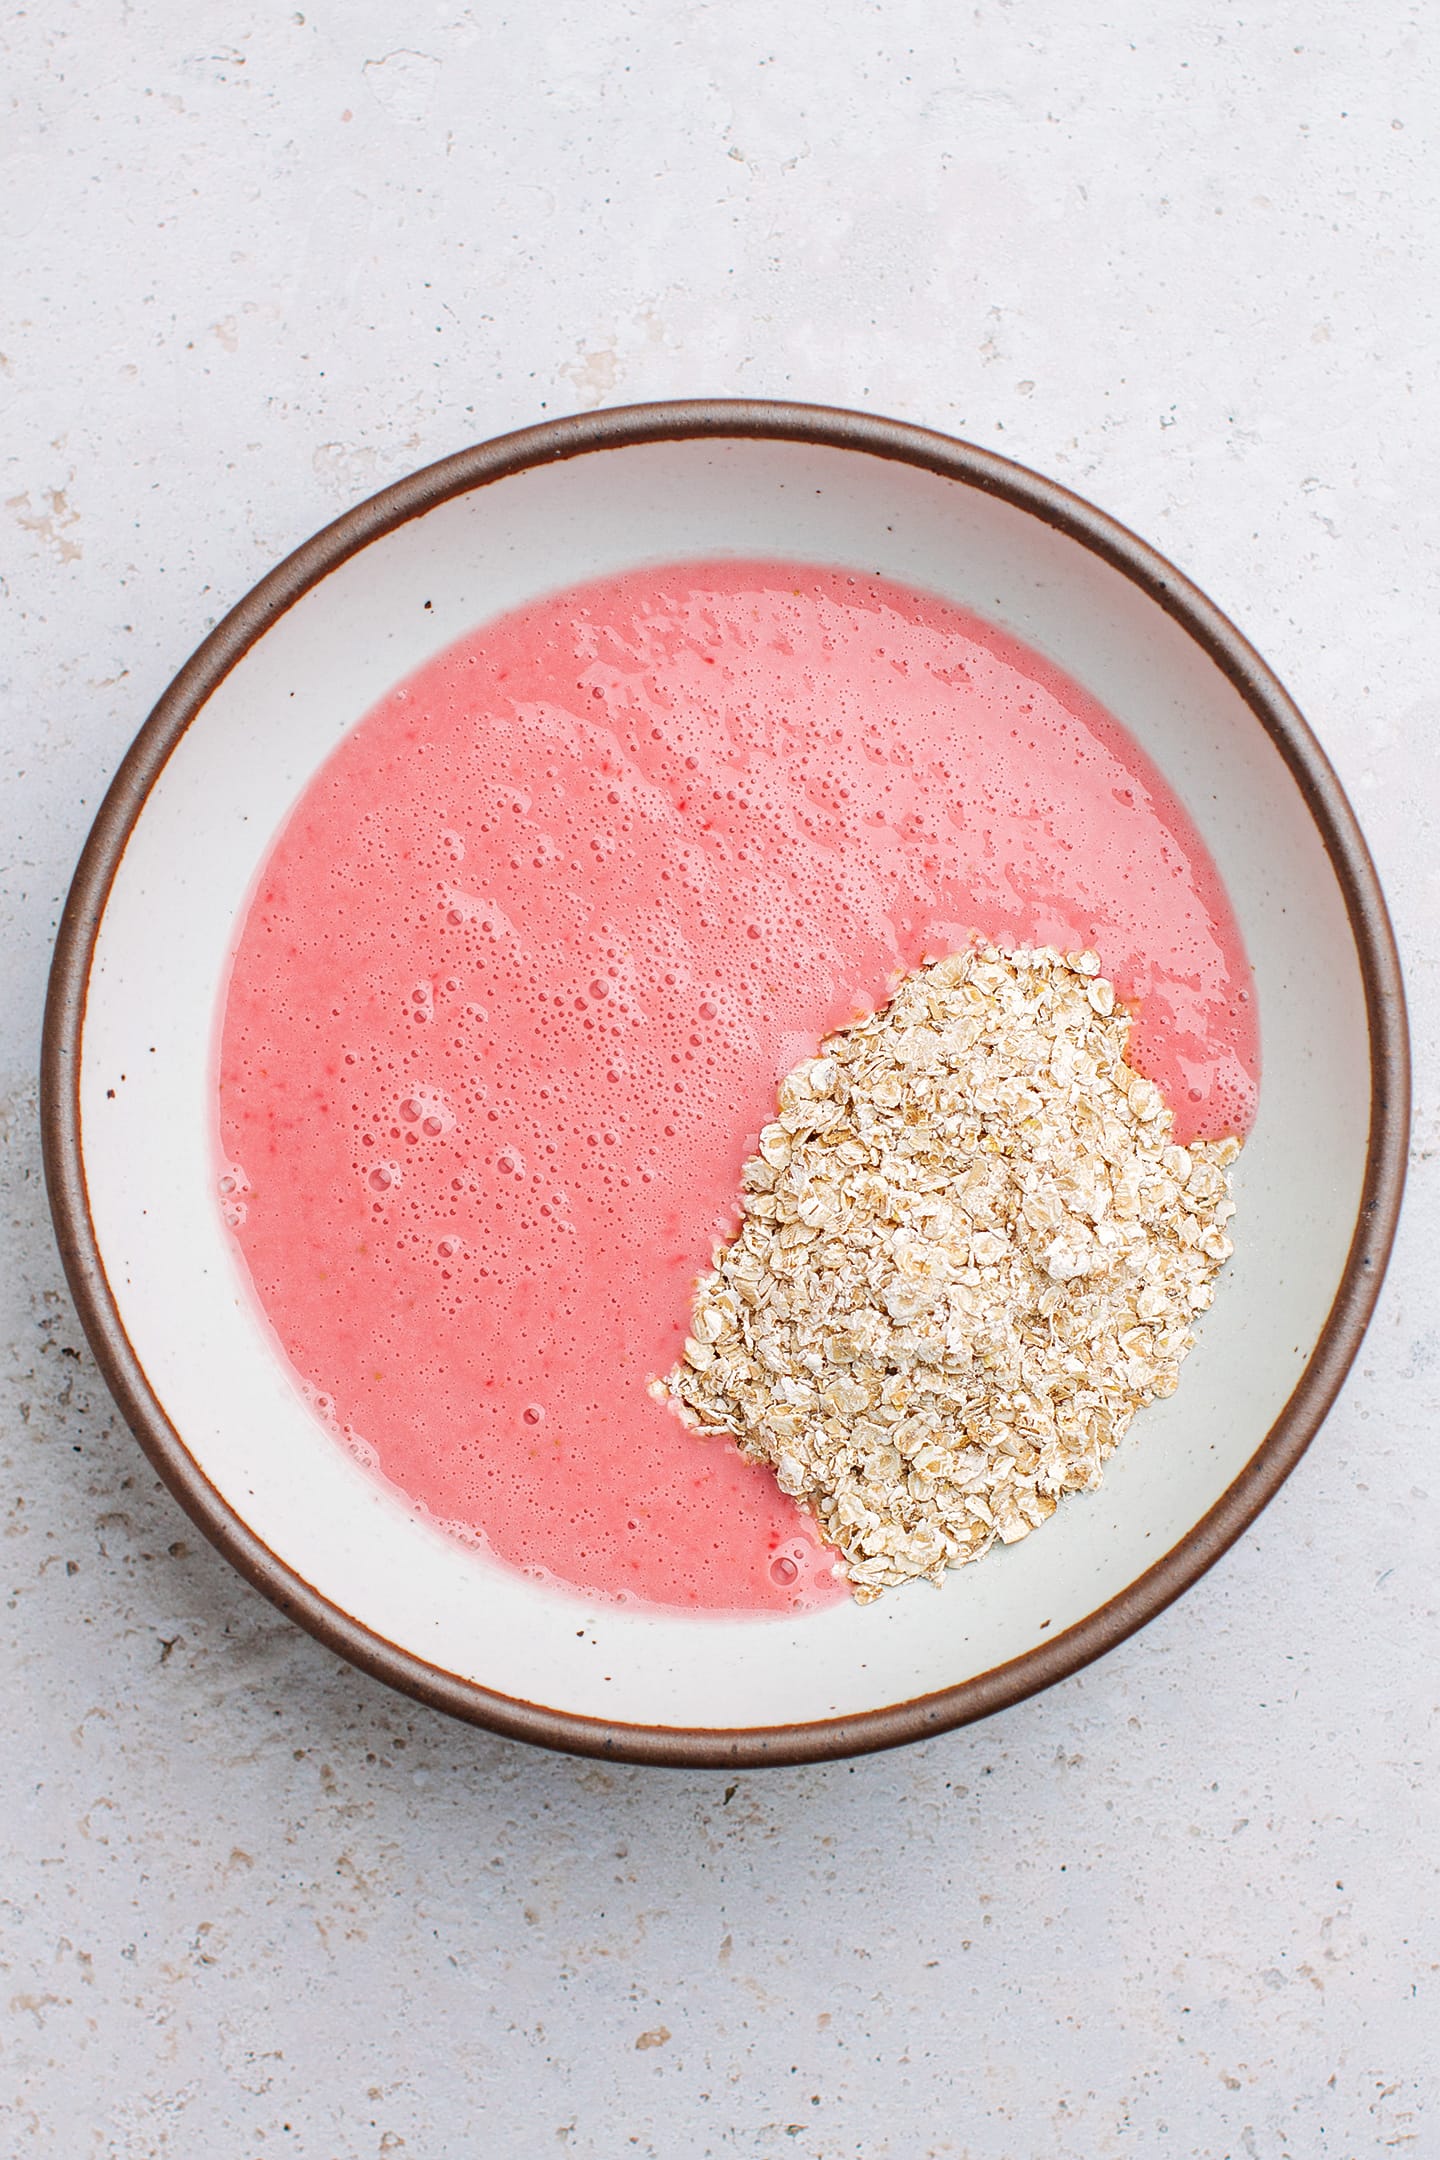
left=659, top=945, right=1242, bottom=1602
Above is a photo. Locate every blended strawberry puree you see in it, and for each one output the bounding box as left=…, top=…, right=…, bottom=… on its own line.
left=217, top=561, right=1258, bottom=1615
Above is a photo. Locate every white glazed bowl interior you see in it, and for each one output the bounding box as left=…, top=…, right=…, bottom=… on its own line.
left=77, top=429, right=1374, bottom=1744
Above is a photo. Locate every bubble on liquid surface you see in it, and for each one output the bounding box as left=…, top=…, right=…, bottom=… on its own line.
left=398, top=1089, right=456, bottom=1139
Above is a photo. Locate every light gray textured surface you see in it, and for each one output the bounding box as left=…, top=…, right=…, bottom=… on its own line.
left=3, top=3, right=1437, bottom=2154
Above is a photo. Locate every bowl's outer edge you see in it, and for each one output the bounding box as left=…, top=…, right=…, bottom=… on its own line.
left=40, top=398, right=1412, bottom=1768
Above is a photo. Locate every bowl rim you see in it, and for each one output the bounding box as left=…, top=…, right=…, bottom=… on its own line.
left=41, top=397, right=1411, bottom=1768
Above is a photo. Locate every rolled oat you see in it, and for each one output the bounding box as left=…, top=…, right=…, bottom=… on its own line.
left=659, top=945, right=1241, bottom=1601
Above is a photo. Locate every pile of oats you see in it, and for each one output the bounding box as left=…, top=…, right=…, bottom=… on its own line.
left=659, top=945, right=1241, bottom=1602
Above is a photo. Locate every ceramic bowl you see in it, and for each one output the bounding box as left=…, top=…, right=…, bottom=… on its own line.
left=43, top=402, right=1408, bottom=1766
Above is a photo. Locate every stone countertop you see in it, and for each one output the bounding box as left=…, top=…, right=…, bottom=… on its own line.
left=3, top=4, right=1436, bottom=2155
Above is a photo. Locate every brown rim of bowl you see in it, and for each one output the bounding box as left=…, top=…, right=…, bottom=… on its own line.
left=41, top=398, right=1410, bottom=1769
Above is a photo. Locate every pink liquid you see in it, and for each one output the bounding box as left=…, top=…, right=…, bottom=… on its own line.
left=218, top=561, right=1258, bottom=1615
